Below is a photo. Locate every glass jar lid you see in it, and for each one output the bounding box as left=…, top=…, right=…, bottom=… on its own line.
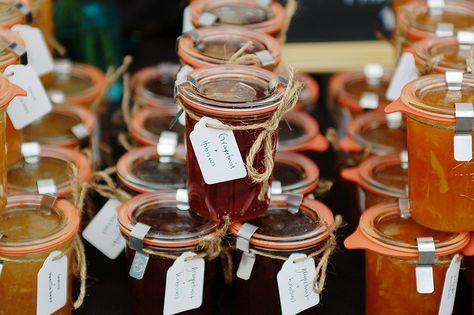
left=0, top=28, right=25, bottom=71
left=229, top=195, right=335, bottom=250
left=7, top=146, right=93, bottom=197
left=274, top=152, right=320, bottom=195
left=23, top=104, right=96, bottom=147
left=278, top=111, right=328, bottom=152
left=0, top=72, right=25, bottom=110
left=0, top=194, right=79, bottom=255
left=118, top=192, right=220, bottom=248
left=0, top=0, right=29, bottom=27
left=117, top=146, right=187, bottom=193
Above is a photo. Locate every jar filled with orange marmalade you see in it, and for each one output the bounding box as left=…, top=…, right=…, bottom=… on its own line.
left=190, top=0, right=285, bottom=37
left=345, top=203, right=471, bottom=315
left=0, top=0, right=30, bottom=28
left=230, top=195, right=335, bottom=315
left=117, top=192, right=221, bottom=315
left=293, top=73, right=319, bottom=112
left=177, top=26, right=281, bottom=70
left=116, top=146, right=187, bottom=196
left=386, top=72, right=474, bottom=232
left=31, top=0, right=53, bottom=39
left=0, top=194, right=80, bottom=315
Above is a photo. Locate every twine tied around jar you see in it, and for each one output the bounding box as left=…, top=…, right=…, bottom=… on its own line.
left=325, top=128, right=373, bottom=167
left=182, top=68, right=303, bottom=201
left=227, top=41, right=263, bottom=67
left=88, top=166, right=132, bottom=203
left=419, top=54, right=444, bottom=75
left=277, top=0, right=299, bottom=44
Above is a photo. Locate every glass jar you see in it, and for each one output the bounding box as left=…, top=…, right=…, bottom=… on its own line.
left=273, top=151, right=319, bottom=195
left=31, top=0, right=53, bottom=40
left=345, top=202, right=471, bottom=315
left=0, top=194, right=80, bottom=315
left=0, top=0, right=30, bottom=28
left=293, top=73, right=319, bottom=112
left=45, top=60, right=107, bottom=108
left=385, top=73, right=474, bottom=232
left=190, top=0, right=285, bottom=37
left=116, top=145, right=187, bottom=196
left=177, top=65, right=286, bottom=221
left=7, top=145, right=93, bottom=199
left=177, top=26, right=281, bottom=70
left=230, top=195, right=335, bottom=315
left=131, top=63, right=179, bottom=109
left=117, top=192, right=221, bottom=315
left=278, top=111, right=328, bottom=153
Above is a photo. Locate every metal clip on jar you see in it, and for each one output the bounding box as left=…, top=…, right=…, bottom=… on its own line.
left=345, top=202, right=472, bottom=315
left=177, top=65, right=286, bottom=221
left=117, top=192, right=221, bottom=315
left=386, top=72, right=474, bottom=232
left=0, top=194, right=80, bottom=315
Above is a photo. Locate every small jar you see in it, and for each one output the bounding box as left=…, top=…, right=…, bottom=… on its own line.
left=273, top=151, right=319, bottom=195
left=345, top=203, right=471, bottom=315
left=117, top=192, right=221, bottom=315
left=45, top=60, right=107, bottom=108
left=230, top=195, right=335, bottom=315
left=177, top=65, right=286, bottom=221
left=31, top=0, right=53, bottom=40
left=0, top=194, right=80, bottom=315
left=278, top=111, right=328, bottom=153
left=130, top=106, right=185, bottom=147
left=190, top=0, right=285, bottom=37
left=0, top=0, right=30, bottom=28
left=7, top=145, right=93, bottom=199
left=116, top=145, right=187, bottom=196
left=131, top=63, right=179, bottom=109
left=177, top=26, right=281, bottom=70
left=386, top=73, right=474, bottom=232
left=293, top=73, right=319, bottom=112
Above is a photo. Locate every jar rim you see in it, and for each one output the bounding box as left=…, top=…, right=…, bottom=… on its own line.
left=0, top=0, right=29, bottom=28
left=296, top=73, right=319, bottom=106
left=413, top=37, right=467, bottom=73
left=0, top=28, right=24, bottom=71
left=274, top=151, right=319, bottom=195
left=278, top=111, right=327, bottom=152
left=130, top=106, right=180, bottom=146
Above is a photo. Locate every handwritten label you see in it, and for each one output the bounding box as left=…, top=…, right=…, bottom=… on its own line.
left=277, top=253, right=320, bottom=315
left=438, top=254, right=461, bottom=315
left=386, top=52, right=419, bottom=101
left=190, top=116, right=247, bottom=184
left=82, top=199, right=126, bottom=260
left=37, top=251, right=68, bottom=315
left=5, top=64, right=52, bottom=129
left=163, top=252, right=205, bottom=315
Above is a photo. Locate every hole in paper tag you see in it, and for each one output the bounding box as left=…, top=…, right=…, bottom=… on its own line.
left=386, top=52, right=419, bottom=101
left=37, top=251, right=68, bottom=315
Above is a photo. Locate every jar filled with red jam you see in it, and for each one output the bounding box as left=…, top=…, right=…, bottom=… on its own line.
left=345, top=203, right=471, bottom=315
left=0, top=194, right=80, bottom=315
left=0, top=0, right=30, bottom=28
left=7, top=145, right=93, bottom=200
left=177, top=26, right=281, bottom=70
left=131, top=62, right=179, bottom=109
left=116, top=146, right=187, bottom=196
left=278, top=111, right=328, bottom=153
left=293, top=73, right=319, bottom=112
left=230, top=195, right=335, bottom=315
left=117, top=192, right=221, bottom=315
left=273, top=151, right=319, bottom=196
left=386, top=72, right=474, bottom=232
left=130, top=106, right=185, bottom=147
left=190, top=0, right=285, bottom=37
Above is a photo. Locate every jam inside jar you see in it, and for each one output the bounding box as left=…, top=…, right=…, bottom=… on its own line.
left=177, top=65, right=285, bottom=221
left=273, top=151, right=320, bottom=195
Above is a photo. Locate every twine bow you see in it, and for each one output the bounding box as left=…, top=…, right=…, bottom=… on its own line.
left=227, top=41, right=263, bottom=67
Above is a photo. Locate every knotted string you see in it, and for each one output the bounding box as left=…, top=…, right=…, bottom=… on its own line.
left=227, top=41, right=263, bottom=67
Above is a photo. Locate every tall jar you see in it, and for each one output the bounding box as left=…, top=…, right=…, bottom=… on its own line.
left=31, top=0, right=53, bottom=40
left=230, top=195, right=335, bottom=315
left=386, top=72, right=474, bottom=232
left=345, top=202, right=471, bottom=315
left=177, top=65, right=286, bottom=221
left=177, top=26, right=281, bottom=70
left=190, top=0, right=285, bottom=37
left=0, top=194, right=80, bottom=315
left=0, top=0, right=30, bottom=28
left=117, top=192, right=221, bottom=315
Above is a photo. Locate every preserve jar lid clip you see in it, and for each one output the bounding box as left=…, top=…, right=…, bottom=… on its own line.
left=454, top=102, right=473, bottom=161
left=287, top=193, right=303, bottom=214
left=435, top=23, right=454, bottom=38
left=198, top=12, right=218, bottom=27
left=129, top=222, right=152, bottom=280
left=446, top=71, right=463, bottom=91
left=236, top=223, right=259, bottom=280
left=427, top=0, right=445, bottom=16
left=415, top=237, right=435, bottom=294
left=360, top=92, right=379, bottom=110
left=21, top=141, right=41, bottom=164
left=398, top=197, right=411, bottom=219
left=176, top=188, right=190, bottom=211
left=14, top=1, right=33, bottom=23
left=457, top=31, right=474, bottom=51
left=271, top=181, right=282, bottom=194
left=71, top=123, right=90, bottom=142
left=157, top=131, right=178, bottom=163
left=364, top=64, right=383, bottom=86
left=400, top=150, right=408, bottom=169
left=0, top=36, right=27, bottom=65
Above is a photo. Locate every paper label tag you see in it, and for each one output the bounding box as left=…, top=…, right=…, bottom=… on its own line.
left=12, top=25, right=54, bottom=76
left=277, top=253, right=320, bottom=315
left=5, top=65, right=52, bottom=129
left=386, top=52, right=419, bottom=101
left=182, top=6, right=195, bottom=33
left=37, top=251, right=68, bottom=315
left=163, top=252, right=205, bottom=315
left=82, top=199, right=126, bottom=260
left=438, top=254, right=461, bottom=315
left=237, top=252, right=256, bottom=280
left=190, top=117, right=247, bottom=185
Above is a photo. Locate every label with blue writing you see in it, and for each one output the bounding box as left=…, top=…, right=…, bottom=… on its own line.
left=277, top=253, right=320, bottom=315
left=190, top=116, right=247, bottom=184
left=37, top=251, right=68, bottom=315
left=163, top=252, right=205, bottom=315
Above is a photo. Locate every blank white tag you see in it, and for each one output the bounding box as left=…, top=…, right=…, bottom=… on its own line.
left=277, top=253, right=320, bottom=315
left=386, top=52, right=419, bottom=101
left=12, top=25, right=54, bottom=76
left=190, top=117, right=247, bottom=185
left=37, top=251, right=68, bottom=315
left=5, top=65, right=52, bottom=129
left=83, top=199, right=126, bottom=260
left=163, top=252, right=205, bottom=315
left=182, top=6, right=194, bottom=33
left=438, top=254, right=461, bottom=315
